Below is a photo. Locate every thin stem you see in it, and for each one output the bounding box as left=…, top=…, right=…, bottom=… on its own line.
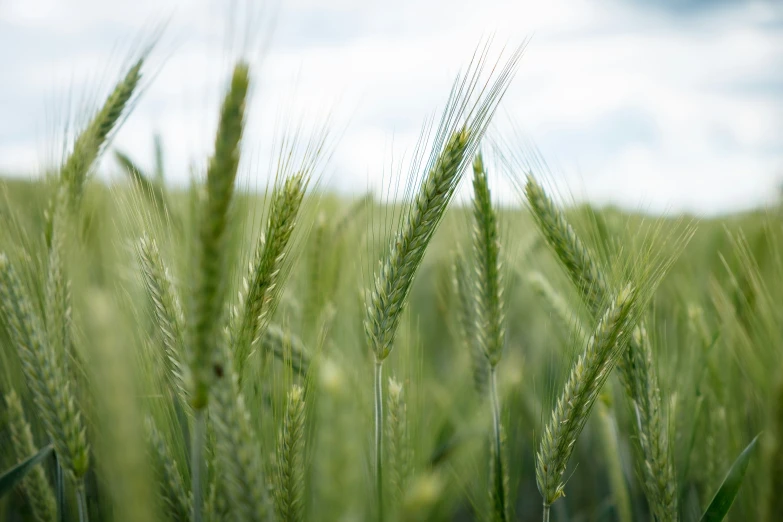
left=56, top=458, right=65, bottom=522
left=542, top=502, right=551, bottom=522
left=192, top=408, right=206, bottom=522
left=489, top=365, right=507, bottom=522
left=374, top=359, right=384, bottom=522
left=76, top=481, right=89, bottom=522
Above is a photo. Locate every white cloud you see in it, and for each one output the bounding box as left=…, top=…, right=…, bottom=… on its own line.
left=0, top=0, right=780, bottom=214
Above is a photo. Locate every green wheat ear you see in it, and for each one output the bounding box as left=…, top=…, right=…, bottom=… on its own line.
left=145, top=417, right=191, bottom=522
left=275, top=384, right=307, bottom=522
left=5, top=389, right=57, bottom=522
left=0, top=254, right=89, bottom=482
left=366, top=127, right=471, bottom=362
left=524, top=176, right=683, bottom=521
left=452, top=252, right=488, bottom=395
left=537, top=285, right=639, bottom=511
left=471, top=151, right=505, bottom=367
left=61, top=57, right=145, bottom=212
left=210, top=346, right=272, bottom=521
left=189, top=62, right=250, bottom=410
left=387, top=377, right=411, bottom=507
left=137, top=235, right=187, bottom=404
left=471, top=151, right=510, bottom=522
left=232, top=171, right=307, bottom=380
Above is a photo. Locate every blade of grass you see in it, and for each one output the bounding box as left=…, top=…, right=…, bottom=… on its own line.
left=0, top=444, right=54, bottom=499
left=700, top=434, right=760, bottom=522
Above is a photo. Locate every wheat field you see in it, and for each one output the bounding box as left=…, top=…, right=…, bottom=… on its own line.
left=0, top=41, right=780, bottom=522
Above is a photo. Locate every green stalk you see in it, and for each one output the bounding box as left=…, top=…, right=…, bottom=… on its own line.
left=489, top=366, right=507, bottom=522
left=76, top=482, right=89, bottom=522
left=191, top=409, right=206, bottom=522
left=542, top=503, right=551, bottom=522
left=375, top=359, right=384, bottom=522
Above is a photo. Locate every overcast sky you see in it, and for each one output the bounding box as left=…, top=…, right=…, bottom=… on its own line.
left=0, top=0, right=781, bottom=215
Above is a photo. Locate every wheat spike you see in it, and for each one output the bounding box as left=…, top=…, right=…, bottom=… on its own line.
left=275, top=385, right=307, bottom=522
left=0, top=254, right=89, bottom=480
left=5, top=389, right=57, bottom=522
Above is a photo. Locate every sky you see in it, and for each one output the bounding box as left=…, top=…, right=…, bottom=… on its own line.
left=0, top=0, right=781, bottom=215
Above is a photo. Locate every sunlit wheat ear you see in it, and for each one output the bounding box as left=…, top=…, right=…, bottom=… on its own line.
left=523, top=176, right=680, bottom=522
left=536, top=285, right=639, bottom=511
left=275, top=384, right=307, bottom=522
left=5, top=389, right=57, bottom=522
left=232, top=171, right=306, bottom=379
left=211, top=343, right=272, bottom=521
left=387, top=378, right=410, bottom=507
left=61, top=57, right=145, bottom=212
left=145, top=417, right=191, bottom=522
left=471, top=151, right=505, bottom=367
left=189, top=62, right=249, bottom=410
left=137, top=235, right=187, bottom=403
left=0, top=254, right=89, bottom=481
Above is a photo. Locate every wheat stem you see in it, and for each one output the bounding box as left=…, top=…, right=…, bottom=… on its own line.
left=489, top=366, right=508, bottom=522
left=374, top=359, right=385, bottom=522
left=192, top=409, right=206, bottom=522
left=76, top=482, right=89, bottom=522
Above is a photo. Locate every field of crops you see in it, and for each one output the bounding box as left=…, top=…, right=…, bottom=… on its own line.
left=0, top=47, right=781, bottom=522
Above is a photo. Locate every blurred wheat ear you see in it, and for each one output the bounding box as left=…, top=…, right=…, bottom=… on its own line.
left=4, top=389, right=57, bottom=522
left=186, top=61, right=250, bottom=522
left=232, top=171, right=307, bottom=381
left=275, top=384, right=307, bottom=522
left=60, top=57, right=145, bottom=213
left=471, top=151, right=510, bottom=522
left=0, top=254, right=90, bottom=483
